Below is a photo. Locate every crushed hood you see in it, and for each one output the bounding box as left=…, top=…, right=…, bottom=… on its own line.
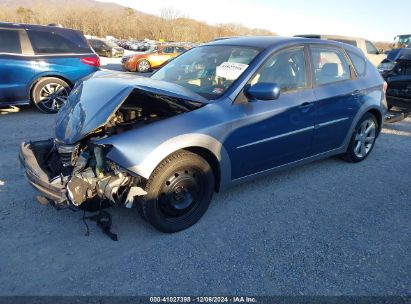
left=55, top=71, right=206, bottom=144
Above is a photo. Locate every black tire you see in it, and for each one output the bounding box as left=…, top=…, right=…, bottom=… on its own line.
left=106, top=51, right=112, bottom=58
left=341, top=113, right=378, bottom=163
left=32, top=77, right=71, bottom=113
left=137, top=59, right=151, bottom=72
left=139, top=150, right=214, bottom=233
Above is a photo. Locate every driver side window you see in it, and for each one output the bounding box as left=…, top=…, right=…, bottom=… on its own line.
left=250, top=47, right=307, bottom=93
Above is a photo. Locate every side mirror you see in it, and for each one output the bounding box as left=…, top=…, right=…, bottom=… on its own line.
left=244, top=83, right=280, bottom=101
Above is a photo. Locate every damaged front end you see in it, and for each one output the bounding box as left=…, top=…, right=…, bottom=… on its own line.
left=19, top=71, right=205, bottom=210
left=19, top=139, right=146, bottom=209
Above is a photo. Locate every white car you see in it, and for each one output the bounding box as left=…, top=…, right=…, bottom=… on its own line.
left=295, top=34, right=387, bottom=66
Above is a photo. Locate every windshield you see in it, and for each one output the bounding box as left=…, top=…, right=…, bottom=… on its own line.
left=151, top=45, right=260, bottom=99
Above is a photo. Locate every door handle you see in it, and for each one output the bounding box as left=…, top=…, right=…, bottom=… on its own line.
left=298, top=102, right=314, bottom=109
left=351, top=90, right=361, bottom=96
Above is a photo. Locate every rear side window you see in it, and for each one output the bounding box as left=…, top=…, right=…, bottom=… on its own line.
left=27, top=30, right=90, bottom=54
left=0, top=29, right=22, bottom=54
left=365, top=41, right=378, bottom=55
left=311, top=46, right=351, bottom=85
left=348, top=51, right=366, bottom=76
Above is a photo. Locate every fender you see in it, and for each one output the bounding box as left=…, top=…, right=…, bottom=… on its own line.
left=103, top=133, right=232, bottom=190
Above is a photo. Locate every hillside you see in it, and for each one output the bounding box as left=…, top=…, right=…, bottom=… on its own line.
left=0, top=0, right=276, bottom=42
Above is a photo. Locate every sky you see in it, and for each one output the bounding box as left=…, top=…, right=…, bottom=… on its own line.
left=96, top=0, right=409, bottom=42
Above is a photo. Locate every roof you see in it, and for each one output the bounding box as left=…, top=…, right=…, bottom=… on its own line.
left=0, top=22, right=77, bottom=33
left=205, top=36, right=303, bottom=49
left=204, top=35, right=362, bottom=54
left=295, top=34, right=366, bottom=41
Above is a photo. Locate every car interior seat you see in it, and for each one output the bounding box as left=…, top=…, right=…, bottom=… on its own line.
left=258, top=60, right=297, bottom=91
left=317, top=62, right=339, bottom=84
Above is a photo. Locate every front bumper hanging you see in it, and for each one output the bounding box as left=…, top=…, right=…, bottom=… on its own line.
left=19, top=141, right=67, bottom=203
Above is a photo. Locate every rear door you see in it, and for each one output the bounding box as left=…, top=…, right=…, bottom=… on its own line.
left=310, top=45, right=360, bottom=154
left=0, top=28, right=35, bottom=104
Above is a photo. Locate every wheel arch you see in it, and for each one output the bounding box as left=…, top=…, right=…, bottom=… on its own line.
left=366, top=108, right=383, bottom=135
left=28, top=74, right=73, bottom=101
left=183, top=146, right=221, bottom=192
left=105, top=134, right=231, bottom=192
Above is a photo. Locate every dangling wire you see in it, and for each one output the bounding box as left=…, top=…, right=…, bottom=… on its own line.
left=82, top=208, right=90, bottom=236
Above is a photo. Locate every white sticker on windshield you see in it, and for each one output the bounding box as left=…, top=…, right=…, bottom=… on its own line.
left=216, top=62, right=249, bottom=80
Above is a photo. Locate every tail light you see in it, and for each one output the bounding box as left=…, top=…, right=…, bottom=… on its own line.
left=80, top=56, right=100, bottom=67
left=383, top=81, right=388, bottom=94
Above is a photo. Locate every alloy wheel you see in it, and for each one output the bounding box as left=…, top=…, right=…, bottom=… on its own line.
left=353, top=118, right=376, bottom=158
left=138, top=60, right=150, bottom=72
left=39, top=83, right=69, bottom=111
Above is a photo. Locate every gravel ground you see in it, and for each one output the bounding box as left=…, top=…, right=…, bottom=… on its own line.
left=0, top=61, right=410, bottom=295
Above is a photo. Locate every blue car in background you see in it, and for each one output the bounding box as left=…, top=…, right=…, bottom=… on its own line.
left=0, top=22, right=99, bottom=113
left=20, top=37, right=387, bottom=233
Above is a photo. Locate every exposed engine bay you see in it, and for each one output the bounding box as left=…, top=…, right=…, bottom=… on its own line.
left=21, top=89, right=203, bottom=210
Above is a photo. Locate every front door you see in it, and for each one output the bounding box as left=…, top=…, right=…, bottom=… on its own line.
left=225, top=46, right=317, bottom=180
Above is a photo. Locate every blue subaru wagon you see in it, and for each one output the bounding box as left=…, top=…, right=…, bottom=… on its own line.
left=20, top=37, right=387, bottom=233
left=0, top=22, right=99, bottom=113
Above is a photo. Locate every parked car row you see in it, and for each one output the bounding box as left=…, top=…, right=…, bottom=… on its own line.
left=88, top=38, right=124, bottom=58
left=118, top=39, right=156, bottom=51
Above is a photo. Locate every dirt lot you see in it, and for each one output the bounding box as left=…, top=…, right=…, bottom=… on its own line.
left=0, top=59, right=410, bottom=295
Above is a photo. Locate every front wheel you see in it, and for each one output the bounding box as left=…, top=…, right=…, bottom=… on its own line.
left=139, top=151, right=214, bottom=233
left=341, top=113, right=378, bottom=162
left=32, top=77, right=71, bottom=113
left=137, top=59, right=151, bottom=72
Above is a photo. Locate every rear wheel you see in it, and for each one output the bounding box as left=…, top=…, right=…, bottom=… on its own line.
left=341, top=113, right=378, bottom=162
left=137, top=59, right=151, bottom=72
left=139, top=151, right=214, bottom=233
left=32, top=77, right=71, bottom=113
